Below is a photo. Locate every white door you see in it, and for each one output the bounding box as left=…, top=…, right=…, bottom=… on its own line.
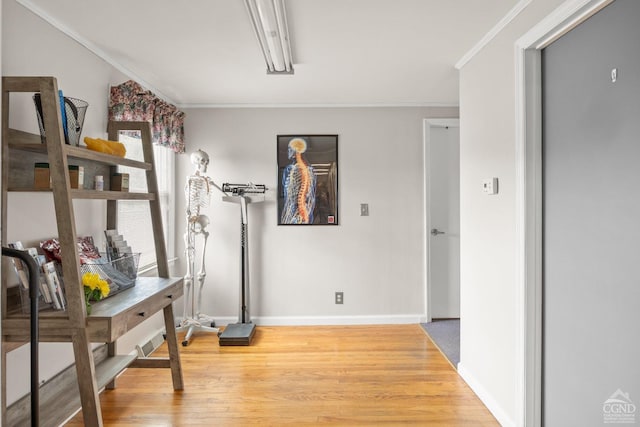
left=425, top=119, right=460, bottom=320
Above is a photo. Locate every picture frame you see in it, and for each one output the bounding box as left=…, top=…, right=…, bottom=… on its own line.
left=277, top=134, right=338, bottom=225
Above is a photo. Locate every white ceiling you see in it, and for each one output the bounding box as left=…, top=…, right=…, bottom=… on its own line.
left=19, top=0, right=519, bottom=107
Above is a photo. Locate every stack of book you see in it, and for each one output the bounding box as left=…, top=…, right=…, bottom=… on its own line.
left=8, top=241, right=66, bottom=312
left=104, top=229, right=132, bottom=261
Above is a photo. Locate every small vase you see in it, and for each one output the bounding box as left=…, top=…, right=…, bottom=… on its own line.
left=86, top=301, right=92, bottom=316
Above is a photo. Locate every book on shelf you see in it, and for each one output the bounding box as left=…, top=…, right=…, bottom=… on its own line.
left=43, top=261, right=65, bottom=310
left=58, top=89, right=69, bottom=145
left=27, top=247, right=53, bottom=305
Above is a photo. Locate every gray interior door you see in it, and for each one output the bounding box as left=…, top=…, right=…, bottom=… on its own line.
left=543, top=0, right=640, bottom=425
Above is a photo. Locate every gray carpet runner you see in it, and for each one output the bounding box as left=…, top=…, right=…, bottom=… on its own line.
left=420, top=319, right=460, bottom=368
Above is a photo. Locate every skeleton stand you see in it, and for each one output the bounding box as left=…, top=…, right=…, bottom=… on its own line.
left=218, top=183, right=266, bottom=346
left=176, top=214, right=219, bottom=346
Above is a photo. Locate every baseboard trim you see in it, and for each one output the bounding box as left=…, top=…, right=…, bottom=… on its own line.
left=457, top=362, right=515, bottom=427
left=185, top=314, right=427, bottom=327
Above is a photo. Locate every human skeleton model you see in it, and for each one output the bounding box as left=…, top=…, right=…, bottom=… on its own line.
left=281, top=137, right=317, bottom=224
left=177, top=149, right=224, bottom=346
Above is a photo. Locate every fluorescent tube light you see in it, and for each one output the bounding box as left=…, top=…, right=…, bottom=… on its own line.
left=245, top=0, right=294, bottom=74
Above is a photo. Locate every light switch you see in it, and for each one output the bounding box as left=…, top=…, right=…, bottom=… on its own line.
left=360, top=203, right=369, bottom=216
left=482, top=178, right=498, bottom=195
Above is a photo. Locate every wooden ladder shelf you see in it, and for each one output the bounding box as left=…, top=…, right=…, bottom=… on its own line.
left=1, top=76, right=184, bottom=426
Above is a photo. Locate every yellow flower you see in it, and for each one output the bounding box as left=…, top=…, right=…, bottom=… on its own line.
left=98, top=280, right=110, bottom=298
left=82, top=271, right=110, bottom=299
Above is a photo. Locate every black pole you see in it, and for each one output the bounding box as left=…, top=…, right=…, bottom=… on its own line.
left=240, top=221, right=246, bottom=323
left=2, top=247, right=40, bottom=427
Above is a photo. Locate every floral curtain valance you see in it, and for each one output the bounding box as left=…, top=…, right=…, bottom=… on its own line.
left=109, top=80, right=186, bottom=154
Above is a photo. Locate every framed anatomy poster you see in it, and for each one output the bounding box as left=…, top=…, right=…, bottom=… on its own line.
left=277, top=135, right=338, bottom=225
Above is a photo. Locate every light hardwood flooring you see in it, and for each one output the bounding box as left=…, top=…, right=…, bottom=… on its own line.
left=65, top=324, right=498, bottom=426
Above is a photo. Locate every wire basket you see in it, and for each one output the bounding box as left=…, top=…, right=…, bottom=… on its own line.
left=80, top=253, right=140, bottom=298
left=33, top=93, right=88, bottom=146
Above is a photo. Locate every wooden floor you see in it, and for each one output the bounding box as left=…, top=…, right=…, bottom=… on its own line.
left=66, top=325, right=498, bottom=426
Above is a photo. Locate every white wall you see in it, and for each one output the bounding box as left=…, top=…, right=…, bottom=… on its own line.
left=457, top=0, right=565, bottom=425
left=1, top=0, right=166, bottom=405
left=178, top=106, right=457, bottom=324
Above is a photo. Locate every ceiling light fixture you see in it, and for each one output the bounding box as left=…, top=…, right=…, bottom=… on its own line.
left=244, top=0, right=294, bottom=74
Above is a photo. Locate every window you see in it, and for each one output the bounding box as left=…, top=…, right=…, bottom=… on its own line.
left=116, top=133, right=175, bottom=270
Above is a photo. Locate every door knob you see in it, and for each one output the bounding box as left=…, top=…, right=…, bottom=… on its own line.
left=431, top=228, right=445, bottom=236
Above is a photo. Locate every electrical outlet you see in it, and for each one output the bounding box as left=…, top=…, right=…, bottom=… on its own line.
left=335, top=291, right=344, bottom=304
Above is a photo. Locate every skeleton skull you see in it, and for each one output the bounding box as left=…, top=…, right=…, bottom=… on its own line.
left=191, top=149, right=210, bottom=174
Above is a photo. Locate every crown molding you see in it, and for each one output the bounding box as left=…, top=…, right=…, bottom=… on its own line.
left=179, top=102, right=459, bottom=109
left=16, top=0, right=177, bottom=105
left=455, top=0, right=532, bottom=70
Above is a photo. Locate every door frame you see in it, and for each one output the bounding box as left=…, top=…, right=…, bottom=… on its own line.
left=515, top=0, right=613, bottom=425
left=423, top=118, right=460, bottom=323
